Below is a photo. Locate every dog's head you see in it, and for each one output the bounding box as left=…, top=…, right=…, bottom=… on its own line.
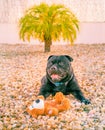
left=46, top=55, right=73, bottom=82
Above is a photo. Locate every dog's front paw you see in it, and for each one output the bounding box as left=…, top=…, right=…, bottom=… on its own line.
left=81, top=99, right=91, bottom=105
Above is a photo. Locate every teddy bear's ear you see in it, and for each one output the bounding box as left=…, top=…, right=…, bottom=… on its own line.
left=54, top=92, right=64, bottom=103
left=37, top=95, right=44, bottom=100
left=54, top=92, right=64, bottom=98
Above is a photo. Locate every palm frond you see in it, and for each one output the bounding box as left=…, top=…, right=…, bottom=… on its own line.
left=19, top=3, right=79, bottom=45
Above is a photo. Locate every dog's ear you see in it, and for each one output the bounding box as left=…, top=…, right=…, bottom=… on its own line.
left=64, top=55, right=73, bottom=62
left=47, top=55, right=54, bottom=61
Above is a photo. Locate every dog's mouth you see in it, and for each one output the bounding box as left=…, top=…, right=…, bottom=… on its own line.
left=47, top=66, right=68, bottom=82
left=51, top=74, right=60, bottom=80
left=50, top=73, right=67, bottom=82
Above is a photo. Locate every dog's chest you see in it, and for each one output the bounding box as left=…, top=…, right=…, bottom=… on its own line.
left=53, top=82, right=67, bottom=92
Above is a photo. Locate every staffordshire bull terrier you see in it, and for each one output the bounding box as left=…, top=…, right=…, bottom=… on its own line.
left=38, top=55, right=90, bottom=104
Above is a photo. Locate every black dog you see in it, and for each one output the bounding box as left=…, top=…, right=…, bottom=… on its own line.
left=38, top=55, right=90, bottom=104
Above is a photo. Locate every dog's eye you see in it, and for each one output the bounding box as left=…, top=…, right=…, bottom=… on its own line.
left=48, top=61, right=55, bottom=66
left=35, top=99, right=40, bottom=103
left=59, top=62, right=64, bottom=66
left=48, top=62, right=53, bottom=67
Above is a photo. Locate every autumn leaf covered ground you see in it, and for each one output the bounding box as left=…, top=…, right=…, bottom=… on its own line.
left=0, top=44, right=105, bottom=130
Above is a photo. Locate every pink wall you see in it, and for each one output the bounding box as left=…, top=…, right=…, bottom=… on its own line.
left=0, top=22, right=105, bottom=44
left=75, top=22, right=105, bottom=44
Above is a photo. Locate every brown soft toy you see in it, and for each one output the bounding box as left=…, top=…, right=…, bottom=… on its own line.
left=26, top=92, right=70, bottom=117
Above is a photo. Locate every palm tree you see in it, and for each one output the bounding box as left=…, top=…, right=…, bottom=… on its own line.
left=19, top=3, right=79, bottom=52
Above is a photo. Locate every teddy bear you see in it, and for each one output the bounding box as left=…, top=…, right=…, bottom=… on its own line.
left=26, top=92, right=71, bottom=117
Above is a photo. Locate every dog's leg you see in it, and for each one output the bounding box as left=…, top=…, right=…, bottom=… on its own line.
left=71, top=90, right=90, bottom=104
left=38, top=86, right=51, bottom=98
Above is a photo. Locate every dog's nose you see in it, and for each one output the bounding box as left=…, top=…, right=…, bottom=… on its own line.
left=35, top=99, right=40, bottom=103
left=51, top=66, right=57, bottom=71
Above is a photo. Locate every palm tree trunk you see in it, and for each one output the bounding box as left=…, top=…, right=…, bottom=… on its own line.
left=44, top=35, right=52, bottom=52
left=44, top=40, right=52, bottom=52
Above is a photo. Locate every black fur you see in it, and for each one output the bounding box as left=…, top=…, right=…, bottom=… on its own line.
left=38, top=55, right=90, bottom=104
